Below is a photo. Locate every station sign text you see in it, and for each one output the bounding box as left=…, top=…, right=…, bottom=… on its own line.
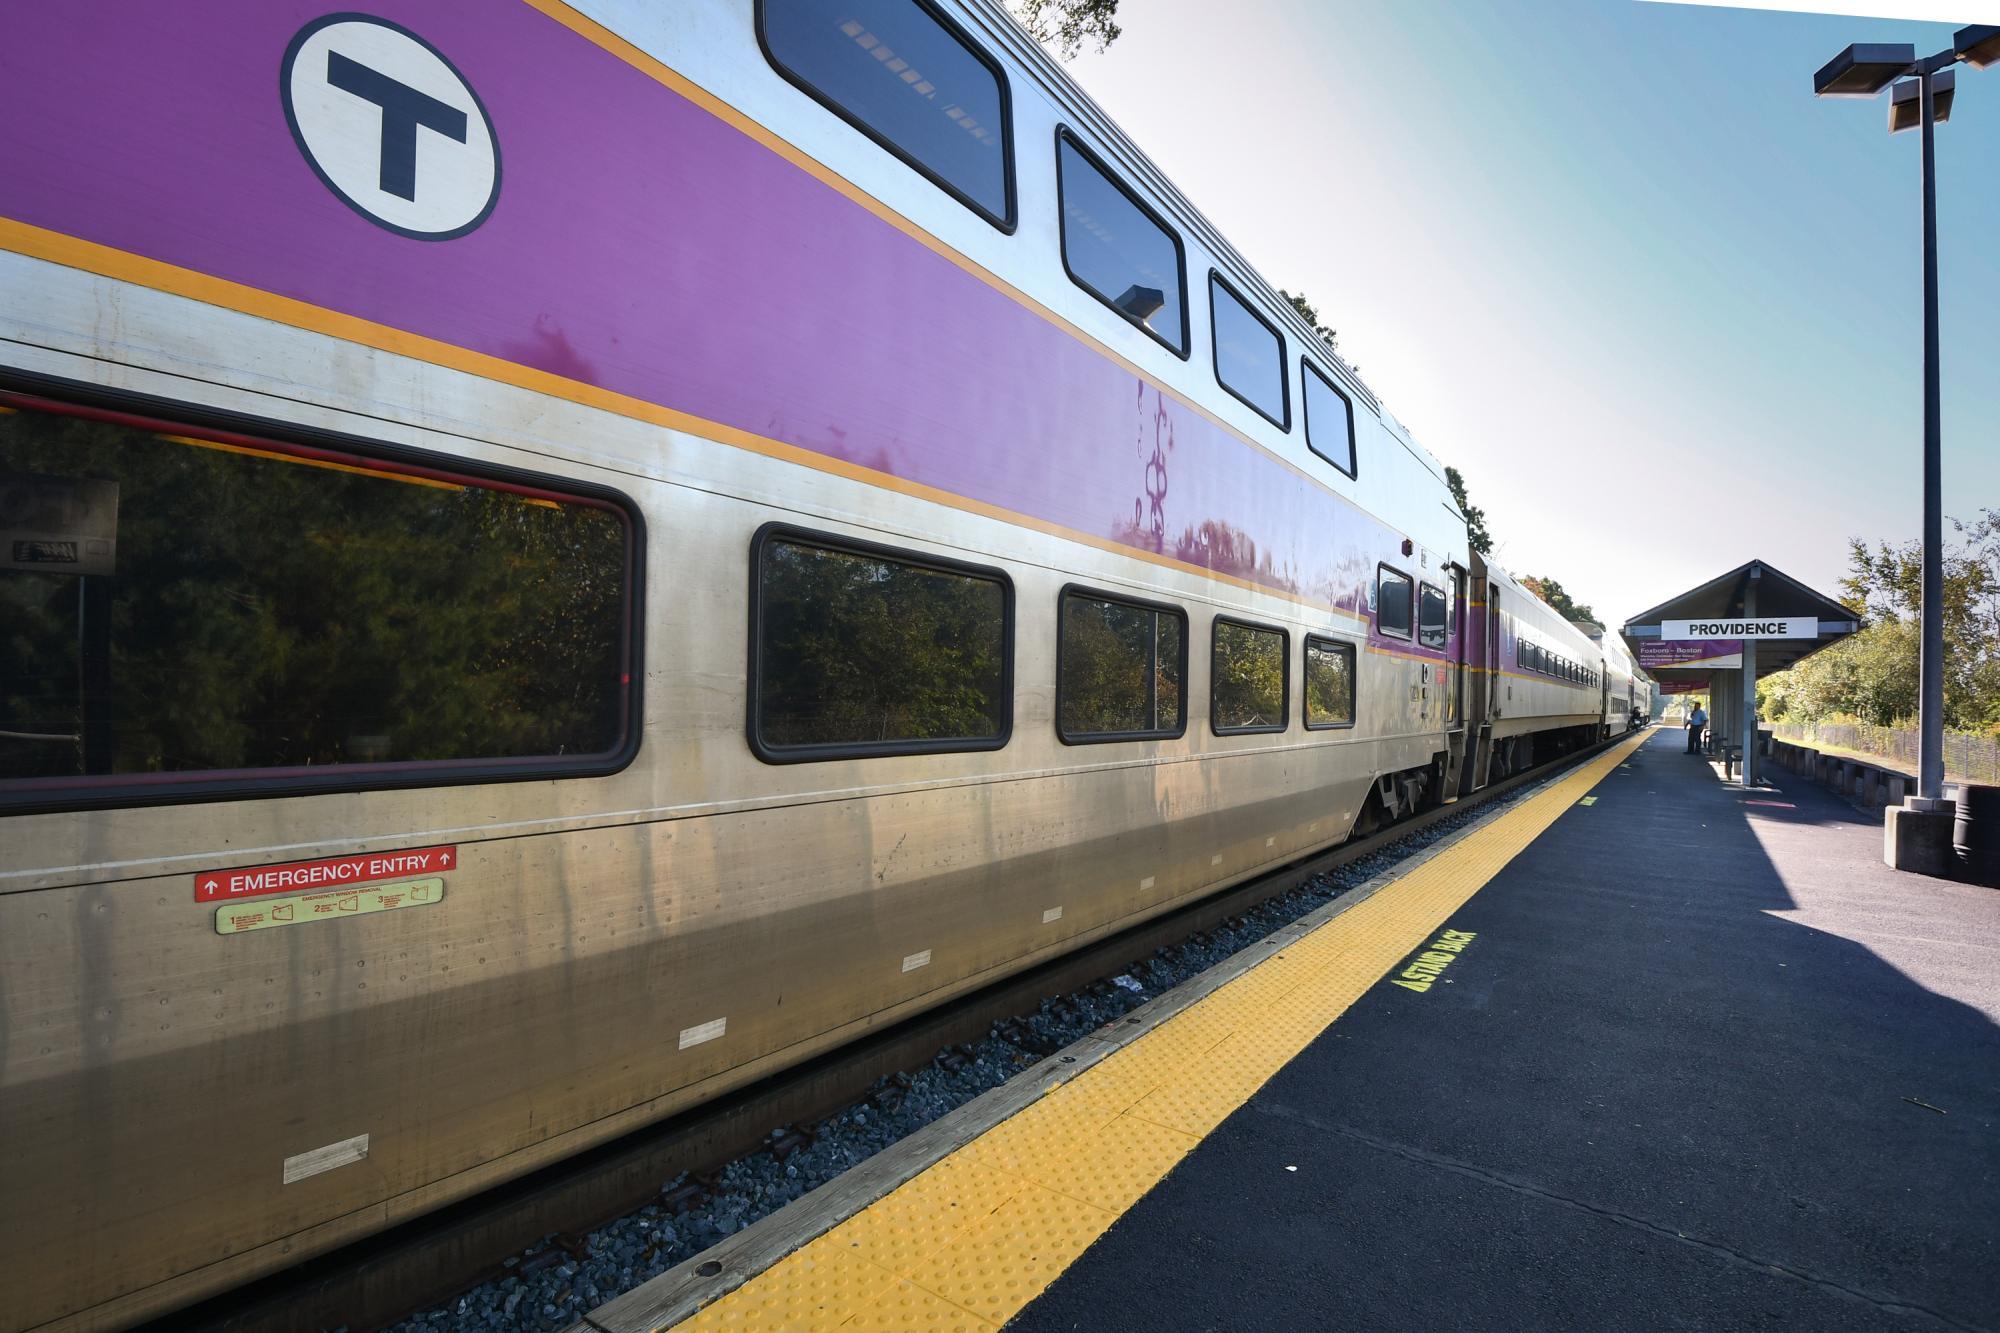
left=1659, top=617, right=1817, bottom=640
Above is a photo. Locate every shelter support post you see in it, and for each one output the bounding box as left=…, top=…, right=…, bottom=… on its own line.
left=1742, top=579, right=1759, bottom=786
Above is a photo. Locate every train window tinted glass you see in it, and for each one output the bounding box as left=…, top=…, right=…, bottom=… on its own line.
left=1057, top=131, right=1187, bottom=354
left=0, top=398, right=630, bottom=795
left=1418, top=583, right=1447, bottom=650
left=1304, top=636, right=1356, bottom=728
left=1302, top=361, right=1356, bottom=478
left=760, top=0, right=1013, bottom=228
left=1376, top=566, right=1413, bottom=639
left=1059, top=590, right=1185, bottom=740
left=1210, top=275, right=1287, bottom=429
left=753, top=532, right=1009, bottom=756
left=1211, top=618, right=1287, bottom=734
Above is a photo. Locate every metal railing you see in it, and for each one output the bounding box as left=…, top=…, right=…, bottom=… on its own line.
left=1769, top=720, right=2000, bottom=785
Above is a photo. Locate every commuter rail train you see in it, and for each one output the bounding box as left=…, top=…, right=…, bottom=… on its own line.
left=0, top=2, right=1645, bottom=1326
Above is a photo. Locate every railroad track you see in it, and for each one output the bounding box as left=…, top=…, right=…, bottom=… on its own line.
left=152, top=733, right=1641, bottom=1333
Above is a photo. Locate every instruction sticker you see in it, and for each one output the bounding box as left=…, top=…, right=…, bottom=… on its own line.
left=195, top=845, right=456, bottom=902
left=214, top=878, right=444, bottom=935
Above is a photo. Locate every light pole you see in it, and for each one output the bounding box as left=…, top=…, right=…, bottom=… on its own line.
left=1814, top=26, right=1998, bottom=826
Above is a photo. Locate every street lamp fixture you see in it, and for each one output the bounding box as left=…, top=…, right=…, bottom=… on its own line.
left=1956, top=24, right=2000, bottom=69
left=1814, top=28, right=1988, bottom=865
left=1812, top=42, right=1916, bottom=95
left=1889, top=69, right=1954, bottom=132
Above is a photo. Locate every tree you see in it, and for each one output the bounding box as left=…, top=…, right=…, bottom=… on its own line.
left=1444, top=466, right=1492, bottom=557
left=1280, top=290, right=1338, bottom=354
left=1010, top=0, right=1120, bottom=59
left=1759, top=511, right=2000, bottom=732
left=1519, top=575, right=1597, bottom=627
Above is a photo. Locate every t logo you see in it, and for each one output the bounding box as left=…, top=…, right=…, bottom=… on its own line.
left=282, top=15, right=500, bottom=239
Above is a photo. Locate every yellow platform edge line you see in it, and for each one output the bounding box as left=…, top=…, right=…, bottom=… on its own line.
left=678, top=732, right=1649, bottom=1330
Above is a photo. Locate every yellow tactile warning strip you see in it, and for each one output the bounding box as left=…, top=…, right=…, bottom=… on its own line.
left=672, top=733, right=1648, bottom=1330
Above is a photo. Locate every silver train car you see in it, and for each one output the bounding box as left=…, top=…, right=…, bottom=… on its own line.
left=0, top=2, right=1632, bottom=1325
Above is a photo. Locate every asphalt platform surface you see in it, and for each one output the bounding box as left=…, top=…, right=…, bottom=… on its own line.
left=1013, top=728, right=2000, bottom=1333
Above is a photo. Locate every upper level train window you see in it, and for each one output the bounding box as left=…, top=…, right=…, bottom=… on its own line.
left=751, top=526, right=1011, bottom=760
left=1418, top=583, right=1447, bottom=650
left=1302, top=361, right=1356, bottom=478
left=759, top=0, right=1014, bottom=229
left=1057, top=130, right=1188, bottom=355
left=1376, top=566, right=1413, bottom=640
left=1058, top=587, right=1185, bottom=742
left=1303, top=636, right=1356, bottom=729
left=1211, top=617, right=1287, bottom=734
left=1209, top=273, right=1287, bottom=429
left=0, top=392, right=636, bottom=810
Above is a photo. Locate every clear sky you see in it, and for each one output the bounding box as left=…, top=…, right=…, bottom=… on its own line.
left=1054, top=0, right=1998, bottom=628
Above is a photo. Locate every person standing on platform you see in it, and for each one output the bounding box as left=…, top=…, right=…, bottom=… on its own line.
left=1686, top=703, right=1707, bottom=754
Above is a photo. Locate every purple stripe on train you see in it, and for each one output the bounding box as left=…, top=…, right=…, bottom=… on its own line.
left=0, top=0, right=1452, bottom=654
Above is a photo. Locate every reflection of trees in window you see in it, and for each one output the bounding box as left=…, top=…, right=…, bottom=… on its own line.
left=755, top=537, right=1007, bottom=752
left=1059, top=592, right=1183, bottom=738
left=1212, top=619, right=1285, bottom=732
left=0, top=403, right=628, bottom=785
left=1305, top=637, right=1355, bottom=728
left=1419, top=583, right=1447, bottom=650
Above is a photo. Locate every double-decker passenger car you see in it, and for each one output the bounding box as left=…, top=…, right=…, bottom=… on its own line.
left=0, top=3, right=1628, bottom=1325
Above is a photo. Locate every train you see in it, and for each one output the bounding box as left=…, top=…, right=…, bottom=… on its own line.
left=0, top=2, right=1646, bottom=1327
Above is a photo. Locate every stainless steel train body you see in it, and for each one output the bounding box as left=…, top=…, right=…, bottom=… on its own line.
left=0, top=2, right=1617, bottom=1325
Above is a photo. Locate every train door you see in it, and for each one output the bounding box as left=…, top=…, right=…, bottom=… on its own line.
left=1448, top=567, right=1465, bottom=729
left=1459, top=556, right=1499, bottom=796
left=1440, top=563, right=1469, bottom=800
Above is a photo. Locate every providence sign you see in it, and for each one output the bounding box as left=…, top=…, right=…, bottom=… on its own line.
left=1660, top=617, right=1819, bottom=640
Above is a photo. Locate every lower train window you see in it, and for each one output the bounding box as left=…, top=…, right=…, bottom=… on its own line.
left=750, top=527, right=1011, bottom=760
left=0, top=392, right=636, bottom=808
left=1376, top=565, right=1413, bottom=639
left=1418, top=582, right=1447, bottom=650
left=1211, top=617, right=1288, bottom=734
left=1303, top=636, right=1356, bottom=729
left=1058, top=588, right=1185, bottom=742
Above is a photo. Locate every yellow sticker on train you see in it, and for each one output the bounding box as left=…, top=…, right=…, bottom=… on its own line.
left=213, top=878, right=444, bottom=935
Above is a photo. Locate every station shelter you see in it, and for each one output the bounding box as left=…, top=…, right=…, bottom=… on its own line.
left=1621, top=560, right=1859, bottom=786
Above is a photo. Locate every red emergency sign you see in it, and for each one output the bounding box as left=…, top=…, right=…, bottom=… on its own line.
left=195, top=845, right=457, bottom=902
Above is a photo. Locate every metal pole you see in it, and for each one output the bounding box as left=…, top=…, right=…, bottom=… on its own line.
left=1742, top=578, right=1759, bottom=786
left=1917, top=64, right=1946, bottom=806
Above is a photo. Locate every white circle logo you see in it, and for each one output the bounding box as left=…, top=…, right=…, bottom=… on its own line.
left=281, top=14, right=500, bottom=240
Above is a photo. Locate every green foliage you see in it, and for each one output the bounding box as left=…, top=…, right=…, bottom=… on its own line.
left=2, top=410, right=625, bottom=780
left=1059, top=596, right=1181, bottom=735
left=1518, top=575, right=1596, bottom=627
left=1444, top=466, right=1492, bottom=557
left=1303, top=640, right=1354, bottom=725
left=1212, top=621, right=1284, bottom=729
left=1280, top=290, right=1338, bottom=354
left=1010, top=0, right=1120, bottom=59
left=757, top=542, right=1006, bottom=746
left=1759, top=510, right=2000, bottom=733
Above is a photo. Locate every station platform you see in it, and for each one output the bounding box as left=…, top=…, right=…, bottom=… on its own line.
left=584, top=728, right=2000, bottom=1332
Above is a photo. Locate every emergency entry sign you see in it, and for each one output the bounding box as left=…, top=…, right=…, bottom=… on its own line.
left=195, top=845, right=456, bottom=902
